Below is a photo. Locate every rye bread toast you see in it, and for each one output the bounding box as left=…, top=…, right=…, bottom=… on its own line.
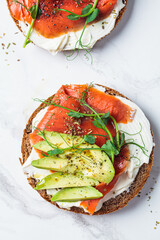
left=20, top=85, right=154, bottom=215
left=6, top=0, right=128, bottom=50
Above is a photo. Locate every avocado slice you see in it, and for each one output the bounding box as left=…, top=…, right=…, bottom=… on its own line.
left=51, top=186, right=103, bottom=202
left=34, top=131, right=83, bottom=150
left=34, top=172, right=99, bottom=190
left=32, top=131, right=115, bottom=184
left=33, top=141, right=53, bottom=152
left=31, top=157, right=68, bottom=171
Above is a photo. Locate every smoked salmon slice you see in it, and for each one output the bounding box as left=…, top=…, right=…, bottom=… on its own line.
left=64, top=84, right=136, bottom=123
left=8, top=0, right=118, bottom=38
left=80, top=176, right=119, bottom=214
left=30, top=86, right=82, bottom=146
left=30, top=84, right=134, bottom=148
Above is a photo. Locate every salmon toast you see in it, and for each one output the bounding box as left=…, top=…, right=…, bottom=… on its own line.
left=21, top=84, right=154, bottom=215
left=7, top=0, right=128, bottom=55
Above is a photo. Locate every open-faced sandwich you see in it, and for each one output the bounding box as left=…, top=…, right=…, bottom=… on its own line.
left=7, top=0, right=127, bottom=55
left=21, top=84, right=154, bottom=215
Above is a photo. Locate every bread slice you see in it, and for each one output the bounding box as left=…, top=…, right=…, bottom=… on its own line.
left=20, top=84, right=154, bottom=215
left=6, top=0, right=128, bottom=51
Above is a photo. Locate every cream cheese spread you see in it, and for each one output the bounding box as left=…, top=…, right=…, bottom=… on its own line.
left=23, top=89, right=154, bottom=213
left=18, top=0, right=125, bottom=55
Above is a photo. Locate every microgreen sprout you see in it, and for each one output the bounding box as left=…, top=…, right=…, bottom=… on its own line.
left=84, top=135, right=96, bottom=144
left=54, top=1, right=99, bottom=62
left=73, top=0, right=83, bottom=7
left=129, top=156, right=141, bottom=167
left=12, top=0, right=41, bottom=47
left=48, top=149, right=64, bottom=156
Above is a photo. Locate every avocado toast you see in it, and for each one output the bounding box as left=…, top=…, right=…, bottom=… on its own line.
left=21, top=84, right=154, bottom=215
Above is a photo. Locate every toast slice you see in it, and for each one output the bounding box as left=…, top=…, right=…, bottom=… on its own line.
left=20, top=84, right=154, bottom=215
left=6, top=0, right=128, bottom=52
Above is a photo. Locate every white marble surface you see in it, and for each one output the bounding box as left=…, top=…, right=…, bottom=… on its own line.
left=0, top=0, right=160, bottom=239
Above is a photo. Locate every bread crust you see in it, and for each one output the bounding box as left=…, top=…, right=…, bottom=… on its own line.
left=6, top=0, right=128, bottom=49
left=21, top=84, right=154, bottom=215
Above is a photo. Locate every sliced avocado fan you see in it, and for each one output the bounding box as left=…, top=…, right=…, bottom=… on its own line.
left=32, top=131, right=115, bottom=184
